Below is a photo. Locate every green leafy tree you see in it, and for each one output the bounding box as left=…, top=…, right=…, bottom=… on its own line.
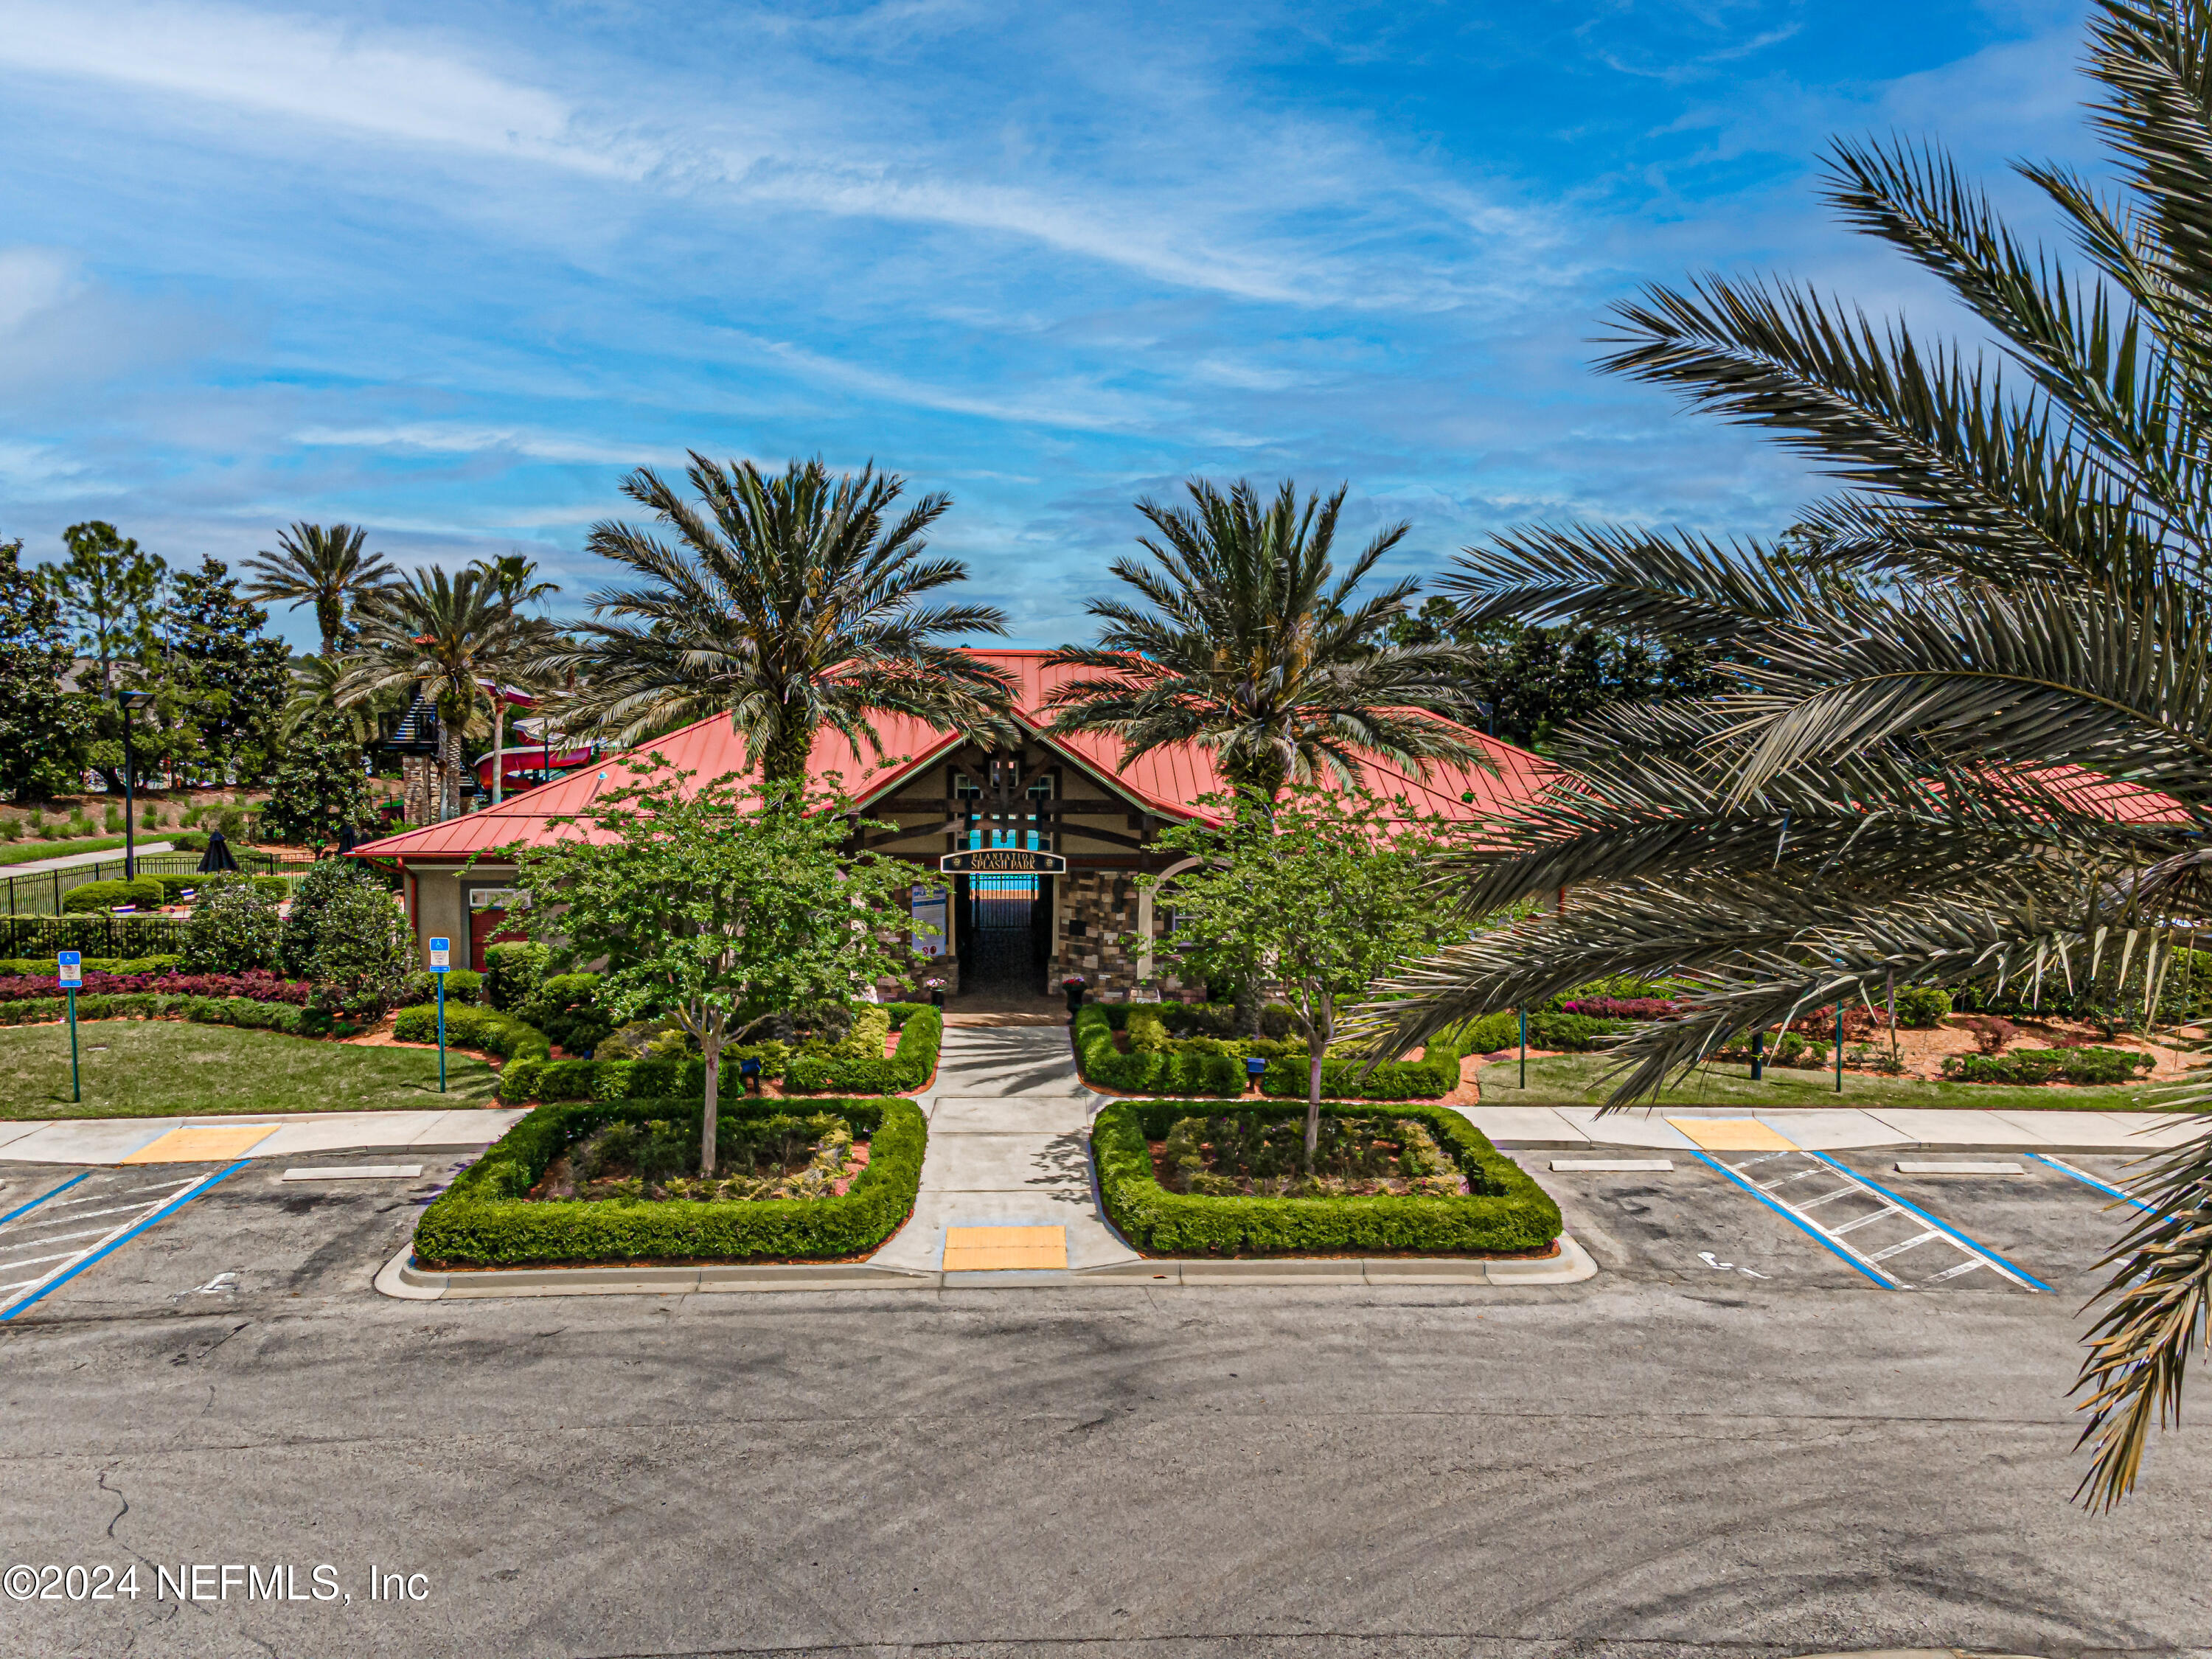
left=1387, top=597, right=1724, bottom=751
left=0, top=538, right=91, bottom=800
left=303, top=870, right=409, bottom=1010
left=241, top=523, right=395, bottom=658
left=546, top=454, right=1016, bottom=780
left=338, top=566, right=552, bottom=821
left=159, top=557, right=291, bottom=782
left=260, top=713, right=377, bottom=847
left=1046, top=479, right=1487, bottom=813
left=510, top=765, right=919, bottom=1175
left=1380, top=0, right=2212, bottom=1507
left=41, top=521, right=164, bottom=693
left=1145, top=785, right=1459, bottom=1161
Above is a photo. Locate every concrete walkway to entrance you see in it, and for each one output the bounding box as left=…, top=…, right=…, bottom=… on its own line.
left=868, top=1022, right=1142, bottom=1279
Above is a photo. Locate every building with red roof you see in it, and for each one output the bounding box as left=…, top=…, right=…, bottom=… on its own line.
left=349, top=649, right=1553, bottom=1001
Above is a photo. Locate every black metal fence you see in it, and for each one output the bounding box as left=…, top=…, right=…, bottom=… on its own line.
left=0, top=849, right=311, bottom=919
left=0, top=914, right=192, bottom=959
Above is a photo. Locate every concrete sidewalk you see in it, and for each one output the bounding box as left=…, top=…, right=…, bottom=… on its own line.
left=866, top=1022, right=1143, bottom=1279
left=1461, top=1102, right=2210, bottom=1152
left=0, top=1107, right=529, bottom=1165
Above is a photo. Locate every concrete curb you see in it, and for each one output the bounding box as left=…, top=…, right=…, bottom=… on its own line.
left=372, top=1234, right=1598, bottom=1300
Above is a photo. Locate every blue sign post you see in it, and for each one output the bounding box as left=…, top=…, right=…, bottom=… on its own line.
left=57, top=952, right=82, bottom=1103
left=428, top=937, right=451, bottom=1093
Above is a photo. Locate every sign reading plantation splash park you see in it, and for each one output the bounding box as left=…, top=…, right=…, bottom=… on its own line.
left=938, top=848, right=1068, bottom=874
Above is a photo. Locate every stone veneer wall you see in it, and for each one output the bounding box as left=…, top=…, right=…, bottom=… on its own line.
left=1054, top=870, right=1194, bottom=1000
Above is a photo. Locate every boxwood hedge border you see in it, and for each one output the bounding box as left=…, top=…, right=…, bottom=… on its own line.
left=413, top=1095, right=925, bottom=1268
left=1093, top=1098, right=1561, bottom=1258
left=1072, top=1004, right=1467, bottom=1100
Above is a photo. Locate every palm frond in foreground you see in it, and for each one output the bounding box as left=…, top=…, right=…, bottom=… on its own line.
left=1366, top=0, right=2212, bottom=1507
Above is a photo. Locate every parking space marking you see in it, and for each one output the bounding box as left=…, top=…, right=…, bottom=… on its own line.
left=1686, top=1138, right=2053, bottom=1292
left=0, top=1161, right=251, bottom=1321
left=1804, top=1152, right=2053, bottom=1292
left=2029, top=1152, right=2174, bottom=1218
left=0, top=1172, right=91, bottom=1227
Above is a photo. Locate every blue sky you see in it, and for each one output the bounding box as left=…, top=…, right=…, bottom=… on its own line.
left=0, top=0, right=2099, bottom=650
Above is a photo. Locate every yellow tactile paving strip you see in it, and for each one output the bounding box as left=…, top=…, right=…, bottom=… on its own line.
left=1667, top=1118, right=1798, bottom=1152
left=117, top=1124, right=279, bottom=1164
left=942, top=1225, right=1068, bottom=1271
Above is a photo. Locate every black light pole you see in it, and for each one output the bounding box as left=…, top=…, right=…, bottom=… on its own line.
left=117, top=689, right=154, bottom=881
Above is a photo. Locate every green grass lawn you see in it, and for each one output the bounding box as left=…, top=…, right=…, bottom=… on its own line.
left=1473, top=1052, right=2197, bottom=1113
left=0, top=1019, right=499, bottom=1119
left=0, top=835, right=134, bottom=867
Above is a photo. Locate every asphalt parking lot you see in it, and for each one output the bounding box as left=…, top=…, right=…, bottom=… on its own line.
left=1, top=1144, right=2206, bottom=1658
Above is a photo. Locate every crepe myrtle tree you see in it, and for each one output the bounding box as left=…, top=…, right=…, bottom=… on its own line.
left=507, top=763, right=921, bottom=1176
left=1142, top=785, right=1461, bottom=1164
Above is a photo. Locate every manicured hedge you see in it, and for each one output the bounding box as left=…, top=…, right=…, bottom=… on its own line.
left=0, top=955, right=183, bottom=976
left=412, top=1095, right=927, bottom=1267
left=787, top=1006, right=942, bottom=1093
left=0, top=968, right=312, bottom=1005
left=1941, top=1046, right=2154, bottom=1085
left=1075, top=1005, right=1467, bottom=1100
left=61, top=877, right=166, bottom=914
left=392, top=1002, right=551, bottom=1062
left=1093, top=1099, right=1562, bottom=1256
left=1258, top=1028, right=1466, bottom=1100
left=0, top=992, right=358, bottom=1037
left=400, top=968, right=485, bottom=1006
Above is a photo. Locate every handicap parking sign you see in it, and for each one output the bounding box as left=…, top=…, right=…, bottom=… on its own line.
left=57, top=951, right=81, bottom=988
left=428, top=937, right=451, bottom=973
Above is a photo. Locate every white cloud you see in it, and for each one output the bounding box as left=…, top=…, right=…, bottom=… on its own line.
left=0, top=247, right=81, bottom=335
left=290, top=423, right=672, bottom=467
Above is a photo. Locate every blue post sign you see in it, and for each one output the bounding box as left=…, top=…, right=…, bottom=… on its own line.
left=58, top=952, right=82, bottom=1103
left=428, top=937, right=451, bottom=1094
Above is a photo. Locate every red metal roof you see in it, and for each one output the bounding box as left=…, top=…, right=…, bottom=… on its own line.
left=349, top=649, right=1556, bottom=862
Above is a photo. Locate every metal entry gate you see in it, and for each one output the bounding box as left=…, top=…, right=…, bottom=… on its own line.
left=959, top=874, right=1051, bottom=991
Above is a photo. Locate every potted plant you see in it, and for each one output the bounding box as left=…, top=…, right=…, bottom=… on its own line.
left=1060, top=973, right=1087, bottom=1014
left=923, top=975, right=946, bottom=1008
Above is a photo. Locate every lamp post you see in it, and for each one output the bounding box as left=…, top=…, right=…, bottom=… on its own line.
left=116, top=689, right=154, bottom=881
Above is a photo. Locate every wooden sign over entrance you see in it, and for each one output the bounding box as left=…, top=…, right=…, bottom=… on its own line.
left=939, top=848, right=1068, bottom=874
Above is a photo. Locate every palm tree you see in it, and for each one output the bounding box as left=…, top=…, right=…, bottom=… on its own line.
left=1367, top=0, right=2212, bottom=1509
left=242, top=524, right=396, bottom=657
left=545, top=453, right=1015, bottom=784
left=1043, top=479, right=1488, bottom=813
left=338, top=566, right=551, bottom=821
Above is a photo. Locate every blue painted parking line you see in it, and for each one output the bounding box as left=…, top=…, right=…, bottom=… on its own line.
left=1687, top=1149, right=1903, bottom=1288
left=1806, top=1152, right=2053, bottom=1293
left=0, top=1161, right=250, bottom=1322
left=2029, top=1152, right=2174, bottom=1219
left=0, top=1171, right=91, bottom=1228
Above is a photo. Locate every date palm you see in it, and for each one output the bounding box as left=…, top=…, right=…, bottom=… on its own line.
left=242, top=523, right=395, bottom=658
left=545, top=454, right=1015, bottom=784
left=1043, top=478, right=1487, bottom=815
left=1366, top=0, right=2212, bottom=1509
left=337, top=566, right=550, bottom=821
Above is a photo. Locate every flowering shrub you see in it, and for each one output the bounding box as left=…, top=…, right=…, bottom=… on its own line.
left=0, top=970, right=314, bottom=1005
left=1559, top=997, right=1683, bottom=1020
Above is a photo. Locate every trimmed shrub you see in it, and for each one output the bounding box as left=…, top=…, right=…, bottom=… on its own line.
left=521, top=973, right=611, bottom=1055
left=304, top=877, right=410, bottom=1010
left=1941, top=1046, right=2154, bottom=1085
left=1258, top=1029, right=1466, bottom=1100
left=0, top=992, right=344, bottom=1037
left=62, top=877, right=164, bottom=914
left=1558, top=996, right=1682, bottom=1020
left=1093, top=1099, right=1561, bottom=1256
left=0, top=969, right=310, bottom=1005
left=786, top=1006, right=942, bottom=1093
left=1895, top=984, right=1952, bottom=1029
left=483, top=941, right=550, bottom=1012
left=0, top=955, right=181, bottom=976
left=183, top=879, right=282, bottom=975
left=392, top=1002, right=552, bottom=1062
left=401, top=967, right=486, bottom=1006
left=411, top=1096, right=926, bottom=1267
